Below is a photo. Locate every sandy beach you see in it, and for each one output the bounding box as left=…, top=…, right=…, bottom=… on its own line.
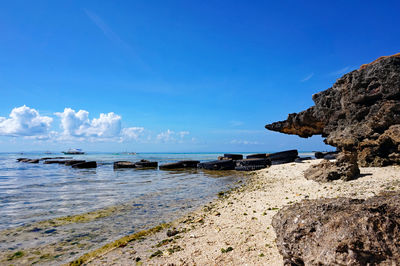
left=80, top=159, right=400, bottom=265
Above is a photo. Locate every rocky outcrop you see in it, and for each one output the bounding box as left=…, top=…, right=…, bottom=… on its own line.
left=304, top=152, right=360, bottom=182
left=266, top=53, right=400, bottom=167
left=272, top=193, right=400, bottom=265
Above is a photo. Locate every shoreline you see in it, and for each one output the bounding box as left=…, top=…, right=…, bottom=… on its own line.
left=82, top=159, right=400, bottom=265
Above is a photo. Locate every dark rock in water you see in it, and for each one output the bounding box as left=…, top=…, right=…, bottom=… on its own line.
left=72, top=161, right=97, bottom=169
left=197, top=160, right=235, bottom=170
left=64, top=160, right=86, bottom=166
left=236, top=158, right=271, bottom=167
left=40, top=157, right=72, bottom=161
left=272, top=193, right=400, bottom=265
left=160, top=160, right=200, bottom=170
left=159, top=162, right=185, bottom=169
left=113, top=161, right=136, bottom=169
left=179, top=160, right=201, bottom=168
left=246, top=153, right=268, bottom=159
left=223, top=154, right=243, bottom=160
left=271, top=158, right=296, bottom=165
left=323, top=153, right=337, bottom=160
left=235, top=158, right=271, bottom=171
left=237, top=159, right=270, bottom=171
left=235, top=165, right=269, bottom=171
left=134, top=160, right=158, bottom=168
left=43, top=160, right=67, bottom=164
left=18, top=158, right=39, bottom=163
left=304, top=152, right=359, bottom=182
left=263, top=150, right=298, bottom=165
left=265, top=53, right=400, bottom=167
left=267, top=150, right=298, bottom=161
left=314, top=151, right=338, bottom=159
left=244, top=151, right=297, bottom=165
left=294, top=157, right=312, bottom=163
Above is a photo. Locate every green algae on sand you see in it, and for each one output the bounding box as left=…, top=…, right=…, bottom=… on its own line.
left=68, top=223, right=170, bottom=266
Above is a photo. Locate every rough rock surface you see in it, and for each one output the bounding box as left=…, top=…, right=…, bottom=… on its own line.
left=304, top=152, right=360, bottom=181
left=266, top=53, right=400, bottom=166
left=272, top=193, right=400, bottom=265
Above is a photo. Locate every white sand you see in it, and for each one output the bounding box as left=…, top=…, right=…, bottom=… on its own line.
left=87, top=159, right=400, bottom=265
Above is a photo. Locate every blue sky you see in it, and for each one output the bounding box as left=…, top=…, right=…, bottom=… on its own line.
left=0, top=0, right=399, bottom=152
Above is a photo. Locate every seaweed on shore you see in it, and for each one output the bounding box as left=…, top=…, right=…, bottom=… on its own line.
left=68, top=223, right=170, bottom=266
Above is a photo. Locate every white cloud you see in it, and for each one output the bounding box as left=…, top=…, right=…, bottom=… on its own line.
left=230, top=139, right=263, bottom=145
left=157, top=129, right=175, bottom=142
left=301, top=73, right=314, bottom=82
left=121, top=127, right=145, bottom=141
left=178, top=131, right=190, bottom=138
left=329, top=66, right=351, bottom=76
left=229, top=120, right=244, bottom=127
left=86, top=112, right=122, bottom=138
left=55, top=108, right=122, bottom=140
left=157, top=129, right=190, bottom=143
left=55, top=108, right=90, bottom=137
left=0, top=106, right=191, bottom=144
left=0, top=105, right=53, bottom=137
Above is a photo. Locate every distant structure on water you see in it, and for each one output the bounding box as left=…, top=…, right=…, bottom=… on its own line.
left=62, top=148, right=85, bottom=155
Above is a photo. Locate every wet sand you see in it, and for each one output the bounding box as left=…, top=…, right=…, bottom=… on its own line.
left=85, top=159, right=400, bottom=265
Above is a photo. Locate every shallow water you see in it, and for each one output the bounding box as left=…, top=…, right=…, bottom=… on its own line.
left=0, top=151, right=312, bottom=264
left=0, top=152, right=247, bottom=264
left=0, top=153, right=239, bottom=229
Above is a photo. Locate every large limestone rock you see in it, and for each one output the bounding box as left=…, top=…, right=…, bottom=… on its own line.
left=304, top=152, right=360, bottom=182
left=266, top=53, right=400, bottom=167
left=272, top=193, right=400, bottom=265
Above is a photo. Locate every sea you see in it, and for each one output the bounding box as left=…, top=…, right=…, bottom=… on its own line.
left=0, top=151, right=312, bottom=264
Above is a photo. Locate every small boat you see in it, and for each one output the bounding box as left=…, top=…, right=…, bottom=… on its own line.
left=120, top=152, right=137, bottom=155
left=62, top=148, right=85, bottom=155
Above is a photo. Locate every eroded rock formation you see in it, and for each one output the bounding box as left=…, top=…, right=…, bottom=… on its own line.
left=304, top=151, right=360, bottom=182
left=266, top=53, right=400, bottom=167
left=272, top=193, right=400, bottom=265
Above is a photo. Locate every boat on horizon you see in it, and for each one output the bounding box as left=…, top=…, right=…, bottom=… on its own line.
left=62, top=148, right=85, bottom=155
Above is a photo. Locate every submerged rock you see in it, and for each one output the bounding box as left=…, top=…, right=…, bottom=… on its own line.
left=272, top=193, right=400, bottom=265
left=64, top=160, right=86, bottom=166
left=43, top=160, right=67, bottom=164
left=72, top=161, right=97, bottom=169
left=113, top=161, right=136, bottom=169
left=265, top=53, right=400, bottom=167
